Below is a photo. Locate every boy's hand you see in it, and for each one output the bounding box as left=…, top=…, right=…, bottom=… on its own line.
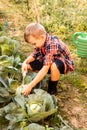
left=22, top=84, right=32, bottom=95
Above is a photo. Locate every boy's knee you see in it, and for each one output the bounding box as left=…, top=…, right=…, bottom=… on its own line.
left=50, top=62, right=58, bottom=70
left=50, top=62, right=60, bottom=81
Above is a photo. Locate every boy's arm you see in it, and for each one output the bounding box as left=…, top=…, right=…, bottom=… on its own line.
left=22, top=65, right=50, bottom=95
left=23, top=55, right=35, bottom=64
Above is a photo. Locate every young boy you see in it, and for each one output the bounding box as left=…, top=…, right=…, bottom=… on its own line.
left=22, top=23, right=74, bottom=95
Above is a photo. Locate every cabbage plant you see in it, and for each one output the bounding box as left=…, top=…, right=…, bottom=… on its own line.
left=0, top=36, right=24, bottom=106
left=0, top=89, right=57, bottom=129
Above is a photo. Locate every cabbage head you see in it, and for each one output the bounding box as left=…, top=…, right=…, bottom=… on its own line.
left=15, top=89, right=57, bottom=122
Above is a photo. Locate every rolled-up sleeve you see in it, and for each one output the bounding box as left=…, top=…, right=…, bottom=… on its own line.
left=30, top=48, right=41, bottom=59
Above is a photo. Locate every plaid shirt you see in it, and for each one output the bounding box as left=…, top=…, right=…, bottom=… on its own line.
left=31, top=34, right=75, bottom=74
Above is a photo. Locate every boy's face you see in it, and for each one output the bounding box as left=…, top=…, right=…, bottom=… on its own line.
left=27, top=35, right=46, bottom=48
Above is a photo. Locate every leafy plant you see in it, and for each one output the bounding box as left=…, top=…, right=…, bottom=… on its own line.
left=0, top=89, right=57, bottom=129
left=0, top=36, right=24, bottom=106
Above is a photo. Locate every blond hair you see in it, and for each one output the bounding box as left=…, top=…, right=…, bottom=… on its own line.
left=24, top=23, right=46, bottom=42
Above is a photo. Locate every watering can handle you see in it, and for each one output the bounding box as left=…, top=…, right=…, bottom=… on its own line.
left=72, top=32, right=82, bottom=45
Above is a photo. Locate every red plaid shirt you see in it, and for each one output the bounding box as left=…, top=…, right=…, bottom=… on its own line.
left=31, top=34, right=75, bottom=74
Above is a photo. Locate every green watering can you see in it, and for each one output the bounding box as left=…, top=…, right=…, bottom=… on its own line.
left=72, top=32, right=87, bottom=58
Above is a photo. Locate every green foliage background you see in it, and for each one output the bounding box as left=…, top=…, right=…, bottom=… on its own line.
left=11, top=0, right=87, bottom=42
